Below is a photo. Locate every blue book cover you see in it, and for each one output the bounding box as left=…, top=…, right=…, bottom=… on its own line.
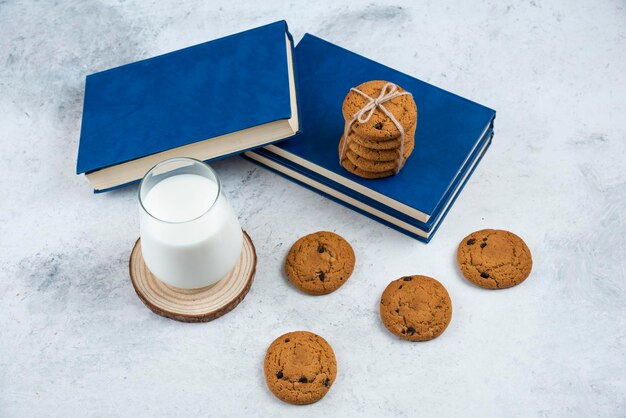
left=77, top=21, right=299, bottom=191
left=245, top=34, right=495, bottom=241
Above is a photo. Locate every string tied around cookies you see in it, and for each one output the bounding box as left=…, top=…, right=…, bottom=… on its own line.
left=339, top=82, right=413, bottom=174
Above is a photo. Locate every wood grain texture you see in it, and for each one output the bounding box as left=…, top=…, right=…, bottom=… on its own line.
left=129, top=231, right=256, bottom=322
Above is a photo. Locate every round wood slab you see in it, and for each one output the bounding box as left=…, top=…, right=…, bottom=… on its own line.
left=129, top=231, right=256, bottom=323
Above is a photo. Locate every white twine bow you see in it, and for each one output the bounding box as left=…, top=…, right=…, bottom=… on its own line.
left=339, top=82, right=412, bottom=174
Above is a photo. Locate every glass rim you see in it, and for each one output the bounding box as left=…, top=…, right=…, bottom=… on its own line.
left=138, top=157, right=222, bottom=224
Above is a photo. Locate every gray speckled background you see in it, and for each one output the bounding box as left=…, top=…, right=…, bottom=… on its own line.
left=1, top=1, right=625, bottom=417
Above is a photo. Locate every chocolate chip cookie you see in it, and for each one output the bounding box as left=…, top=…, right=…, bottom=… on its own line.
left=456, top=229, right=533, bottom=289
left=380, top=275, right=453, bottom=341
left=285, top=231, right=355, bottom=295
left=264, top=331, right=337, bottom=405
left=342, top=80, right=417, bottom=141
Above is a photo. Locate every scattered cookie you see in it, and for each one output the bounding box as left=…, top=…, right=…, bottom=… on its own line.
left=285, top=231, right=355, bottom=295
left=342, top=80, right=417, bottom=141
left=264, top=331, right=337, bottom=405
left=456, top=229, right=533, bottom=289
left=380, top=275, right=452, bottom=341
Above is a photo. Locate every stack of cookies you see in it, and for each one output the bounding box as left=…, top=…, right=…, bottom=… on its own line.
left=339, top=80, right=418, bottom=179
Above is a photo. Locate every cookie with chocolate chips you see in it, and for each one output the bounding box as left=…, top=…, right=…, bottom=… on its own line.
left=264, top=331, right=337, bottom=405
left=342, top=80, right=417, bottom=141
left=380, top=275, right=453, bottom=341
left=285, top=231, right=355, bottom=295
left=456, top=229, right=533, bottom=289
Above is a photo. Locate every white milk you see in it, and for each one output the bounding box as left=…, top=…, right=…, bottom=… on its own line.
left=140, top=174, right=243, bottom=289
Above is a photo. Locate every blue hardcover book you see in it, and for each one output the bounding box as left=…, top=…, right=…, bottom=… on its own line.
left=245, top=135, right=492, bottom=242
left=77, top=21, right=299, bottom=192
left=245, top=34, right=495, bottom=242
left=248, top=128, right=492, bottom=237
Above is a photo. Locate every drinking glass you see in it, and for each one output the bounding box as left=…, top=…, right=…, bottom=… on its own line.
left=138, top=158, right=243, bottom=289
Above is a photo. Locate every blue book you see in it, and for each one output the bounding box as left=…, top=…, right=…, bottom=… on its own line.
left=248, top=128, right=492, bottom=236
left=245, top=34, right=495, bottom=242
left=77, top=21, right=299, bottom=192
left=245, top=135, right=492, bottom=242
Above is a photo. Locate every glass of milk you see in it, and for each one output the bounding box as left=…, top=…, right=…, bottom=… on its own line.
left=138, top=158, right=243, bottom=289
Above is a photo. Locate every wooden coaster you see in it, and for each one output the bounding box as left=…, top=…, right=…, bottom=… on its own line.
left=129, top=231, right=256, bottom=323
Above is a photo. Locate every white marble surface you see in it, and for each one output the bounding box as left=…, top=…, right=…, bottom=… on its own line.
left=1, top=0, right=625, bottom=416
